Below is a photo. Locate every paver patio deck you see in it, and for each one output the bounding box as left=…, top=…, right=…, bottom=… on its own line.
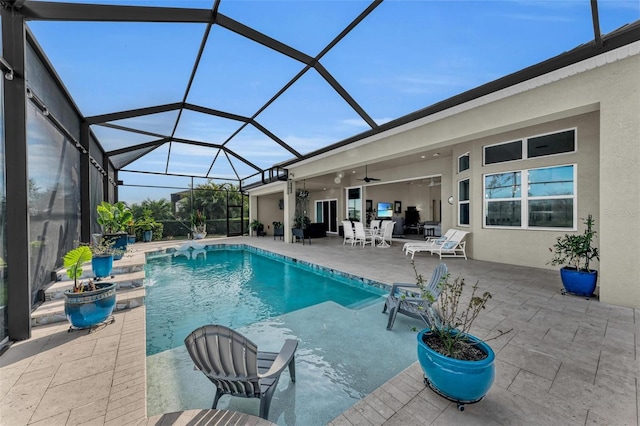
left=1, top=235, right=637, bottom=425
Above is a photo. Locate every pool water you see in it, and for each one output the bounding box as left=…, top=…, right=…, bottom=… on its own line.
left=145, top=246, right=419, bottom=425
left=145, top=248, right=385, bottom=355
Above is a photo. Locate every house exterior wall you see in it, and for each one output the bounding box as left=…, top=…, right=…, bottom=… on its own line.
left=278, top=49, right=640, bottom=308
left=249, top=47, right=639, bottom=308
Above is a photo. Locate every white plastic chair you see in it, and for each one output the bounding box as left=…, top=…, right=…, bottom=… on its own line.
left=428, top=230, right=470, bottom=259
left=405, top=229, right=459, bottom=259
left=402, top=229, right=457, bottom=253
left=342, top=220, right=355, bottom=246
left=374, top=221, right=395, bottom=248
left=353, top=221, right=374, bottom=247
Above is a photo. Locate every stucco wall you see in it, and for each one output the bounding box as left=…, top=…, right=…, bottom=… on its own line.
left=250, top=49, right=640, bottom=308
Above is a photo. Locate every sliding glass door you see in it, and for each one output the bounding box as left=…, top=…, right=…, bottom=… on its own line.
left=315, top=199, right=338, bottom=233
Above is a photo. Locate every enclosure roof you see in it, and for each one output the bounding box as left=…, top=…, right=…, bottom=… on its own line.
left=10, top=0, right=640, bottom=190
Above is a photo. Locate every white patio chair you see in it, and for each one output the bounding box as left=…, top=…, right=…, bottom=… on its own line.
left=402, top=228, right=457, bottom=254
left=428, top=230, right=470, bottom=259
left=353, top=221, right=374, bottom=247
left=374, top=221, right=395, bottom=248
left=405, top=229, right=459, bottom=259
left=369, top=220, right=381, bottom=237
left=342, top=220, right=355, bottom=246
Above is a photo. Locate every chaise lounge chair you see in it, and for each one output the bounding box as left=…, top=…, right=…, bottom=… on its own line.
left=404, top=229, right=459, bottom=259
left=402, top=228, right=457, bottom=254
left=184, top=324, right=298, bottom=420
left=382, top=263, right=448, bottom=330
left=427, top=230, right=469, bottom=259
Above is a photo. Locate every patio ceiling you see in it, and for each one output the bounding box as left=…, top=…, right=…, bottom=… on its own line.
left=12, top=0, right=640, bottom=190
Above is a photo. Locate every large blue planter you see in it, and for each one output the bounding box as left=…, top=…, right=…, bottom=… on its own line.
left=417, top=329, right=495, bottom=404
left=91, top=254, right=113, bottom=278
left=560, top=267, right=598, bottom=297
left=64, top=282, right=117, bottom=329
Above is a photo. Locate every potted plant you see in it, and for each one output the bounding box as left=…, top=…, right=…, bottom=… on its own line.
left=273, top=221, right=284, bottom=239
left=191, top=210, right=207, bottom=239
left=250, top=219, right=264, bottom=237
left=291, top=215, right=310, bottom=243
left=90, top=238, right=116, bottom=278
left=548, top=214, right=599, bottom=297
left=97, top=201, right=133, bottom=259
left=63, top=245, right=117, bottom=329
left=127, top=219, right=136, bottom=244
left=413, top=264, right=507, bottom=410
left=136, top=210, right=158, bottom=242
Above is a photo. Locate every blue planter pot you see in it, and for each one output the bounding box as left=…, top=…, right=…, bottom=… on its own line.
left=417, top=329, right=495, bottom=404
left=64, top=282, right=117, bottom=329
left=560, top=267, right=598, bottom=297
left=91, top=254, right=113, bottom=278
left=127, top=235, right=136, bottom=244
left=142, top=230, right=152, bottom=242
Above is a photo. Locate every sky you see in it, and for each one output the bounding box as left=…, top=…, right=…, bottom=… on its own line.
left=23, top=0, right=640, bottom=204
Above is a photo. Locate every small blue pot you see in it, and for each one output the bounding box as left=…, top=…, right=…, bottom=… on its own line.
left=417, top=329, right=495, bottom=403
left=560, top=267, right=598, bottom=297
left=142, top=230, right=152, bottom=242
left=64, top=282, right=117, bottom=329
left=91, top=254, right=113, bottom=278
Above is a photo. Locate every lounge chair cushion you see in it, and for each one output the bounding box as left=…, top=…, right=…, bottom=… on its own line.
left=443, top=241, right=457, bottom=249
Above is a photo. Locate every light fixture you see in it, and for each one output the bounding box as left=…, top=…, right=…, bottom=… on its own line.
left=0, top=58, right=15, bottom=81
left=334, top=177, right=341, bottom=184
left=420, top=155, right=426, bottom=159
left=433, top=153, right=440, bottom=157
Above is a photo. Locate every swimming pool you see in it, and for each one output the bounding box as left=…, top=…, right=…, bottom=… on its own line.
left=145, top=246, right=386, bottom=355
left=145, top=245, right=419, bottom=425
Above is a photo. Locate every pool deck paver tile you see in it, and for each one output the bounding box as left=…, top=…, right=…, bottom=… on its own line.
left=1, top=235, right=638, bottom=425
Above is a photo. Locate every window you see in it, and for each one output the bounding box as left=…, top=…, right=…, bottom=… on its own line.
left=484, top=129, right=576, bottom=165
left=528, top=130, right=575, bottom=158
left=458, top=153, right=470, bottom=172
left=346, top=187, right=361, bottom=221
left=484, top=140, right=522, bottom=165
left=484, top=165, right=575, bottom=229
left=458, top=179, right=469, bottom=226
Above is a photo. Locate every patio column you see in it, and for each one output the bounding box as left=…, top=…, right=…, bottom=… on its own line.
left=284, top=180, right=295, bottom=243
left=2, top=7, right=31, bottom=340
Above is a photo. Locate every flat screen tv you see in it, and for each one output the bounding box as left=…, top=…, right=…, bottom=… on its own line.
left=377, top=202, right=393, bottom=218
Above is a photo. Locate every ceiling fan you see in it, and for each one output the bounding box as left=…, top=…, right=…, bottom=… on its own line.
left=357, top=165, right=381, bottom=183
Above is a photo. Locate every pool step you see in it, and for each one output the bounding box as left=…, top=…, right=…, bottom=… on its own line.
left=31, top=259, right=146, bottom=328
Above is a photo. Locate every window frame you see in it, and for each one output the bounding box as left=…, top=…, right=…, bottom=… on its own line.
left=483, top=164, right=577, bottom=231
left=483, top=128, right=577, bottom=166
left=458, top=178, right=470, bottom=227
left=458, top=152, right=470, bottom=173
